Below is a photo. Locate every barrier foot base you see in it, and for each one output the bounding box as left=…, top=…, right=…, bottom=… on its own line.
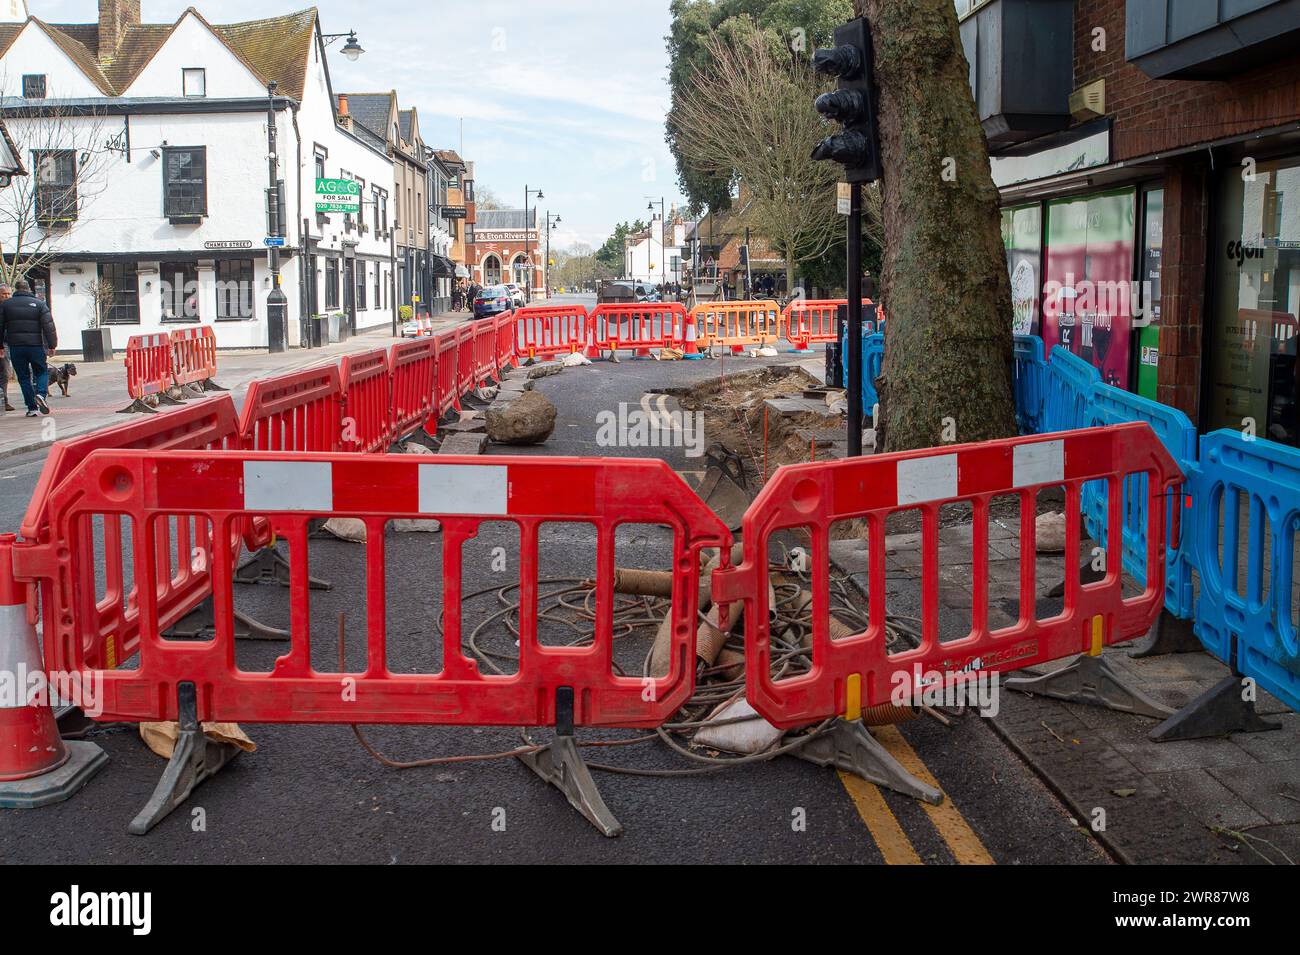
left=180, top=383, right=206, bottom=400
left=1129, top=609, right=1202, bottom=658
left=116, top=398, right=160, bottom=415
left=517, top=735, right=624, bottom=838
left=1149, top=675, right=1282, bottom=742
left=0, top=741, right=107, bottom=809
left=234, top=547, right=332, bottom=591
left=202, top=379, right=229, bottom=393
left=55, top=703, right=96, bottom=740
left=165, top=594, right=289, bottom=641
left=1005, top=653, right=1175, bottom=720
left=400, top=429, right=441, bottom=453
left=128, top=683, right=241, bottom=835
left=792, top=718, right=944, bottom=805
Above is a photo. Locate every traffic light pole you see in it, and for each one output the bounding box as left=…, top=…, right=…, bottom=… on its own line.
left=846, top=181, right=863, bottom=458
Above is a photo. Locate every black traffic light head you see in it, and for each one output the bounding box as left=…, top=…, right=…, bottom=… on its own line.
left=810, top=17, right=880, bottom=184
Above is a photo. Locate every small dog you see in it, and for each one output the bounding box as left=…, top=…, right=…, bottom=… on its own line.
left=49, top=362, right=77, bottom=397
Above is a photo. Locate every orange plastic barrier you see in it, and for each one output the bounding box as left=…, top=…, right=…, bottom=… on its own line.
left=170, top=326, right=219, bottom=388
left=342, top=349, right=394, bottom=453
left=692, top=300, right=780, bottom=353
left=712, top=424, right=1181, bottom=729
left=122, top=333, right=172, bottom=402
left=781, top=300, right=876, bottom=351
left=15, top=397, right=242, bottom=672
left=513, top=304, right=587, bottom=360
left=239, top=365, right=343, bottom=454
left=587, top=303, right=686, bottom=358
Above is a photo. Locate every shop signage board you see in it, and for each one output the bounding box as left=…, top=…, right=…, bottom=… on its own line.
left=315, top=178, right=361, bottom=214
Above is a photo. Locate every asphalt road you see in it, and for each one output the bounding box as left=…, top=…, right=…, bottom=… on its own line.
left=0, top=297, right=1108, bottom=864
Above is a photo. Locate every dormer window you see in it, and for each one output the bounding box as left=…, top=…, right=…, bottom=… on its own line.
left=22, top=75, right=46, bottom=99
left=182, top=68, right=206, bottom=98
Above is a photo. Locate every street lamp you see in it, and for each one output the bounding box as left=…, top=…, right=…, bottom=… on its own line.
left=322, top=31, right=365, bottom=61
left=545, top=213, right=561, bottom=298
left=646, top=197, right=665, bottom=291
left=523, top=185, right=543, bottom=302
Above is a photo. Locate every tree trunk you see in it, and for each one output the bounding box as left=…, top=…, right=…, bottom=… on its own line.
left=857, top=0, right=1016, bottom=451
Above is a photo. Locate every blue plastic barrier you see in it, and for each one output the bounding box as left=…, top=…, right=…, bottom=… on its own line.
left=1191, top=431, right=1300, bottom=712
left=1082, top=382, right=1197, bottom=619
left=1042, top=346, right=1100, bottom=433
left=838, top=327, right=884, bottom=415
left=1012, top=335, right=1046, bottom=434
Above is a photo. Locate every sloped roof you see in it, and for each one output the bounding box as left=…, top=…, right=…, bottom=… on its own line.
left=478, top=209, right=537, bottom=231
left=0, top=9, right=319, bottom=99
left=340, top=91, right=393, bottom=142
left=398, top=108, right=414, bottom=141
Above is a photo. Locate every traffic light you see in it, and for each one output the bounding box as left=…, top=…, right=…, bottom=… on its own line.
left=811, top=17, right=881, bottom=183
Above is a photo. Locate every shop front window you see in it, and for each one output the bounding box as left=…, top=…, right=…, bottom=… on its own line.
left=1134, top=188, right=1164, bottom=399
left=1001, top=203, right=1041, bottom=336
left=1207, top=157, right=1300, bottom=444
left=1041, top=188, right=1137, bottom=389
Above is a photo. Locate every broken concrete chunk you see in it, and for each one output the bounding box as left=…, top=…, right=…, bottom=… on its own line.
left=486, top=390, right=556, bottom=445
left=1035, top=511, right=1067, bottom=554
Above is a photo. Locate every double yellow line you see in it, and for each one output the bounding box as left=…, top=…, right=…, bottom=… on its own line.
left=838, top=725, right=994, bottom=865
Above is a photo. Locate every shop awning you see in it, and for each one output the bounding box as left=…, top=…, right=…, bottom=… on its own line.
left=430, top=255, right=456, bottom=277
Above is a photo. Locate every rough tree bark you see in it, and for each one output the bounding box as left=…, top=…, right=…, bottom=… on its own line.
left=857, top=0, right=1016, bottom=451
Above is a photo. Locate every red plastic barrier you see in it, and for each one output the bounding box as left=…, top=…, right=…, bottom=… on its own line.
left=14, top=397, right=241, bottom=672
left=513, top=304, right=587, bottom=361
left=588, top=303, right=686, bottom=358
left=123, top=333, right=172, bottom=400
left=472, top=317, right=497, bottom=387
left=712, top=424, right=1182, bottom=729
left=456, top=323, right=475, bottom=399
left=781, top=300, right=876, bottom=350
left=170, top=326, right=218, bottom=387
left=239, top=364, right=343, bottom=453
left=495, top=310, right=516, bottom=375
left=342, top=349, right=394, bottom=452
left=435, top=330, right=459, bottom=416
left=33, top=452, right=731, bottom=728
left=388, top=339, right=438, bottom=441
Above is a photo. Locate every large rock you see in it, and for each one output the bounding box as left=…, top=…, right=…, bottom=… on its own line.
left=486, top=390, right=556, bottom=445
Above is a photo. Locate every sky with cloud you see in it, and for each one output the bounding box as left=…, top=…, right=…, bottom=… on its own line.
left=34, top=0, right=689, bottom=250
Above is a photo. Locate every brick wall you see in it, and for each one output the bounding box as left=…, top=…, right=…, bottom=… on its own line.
left=1072, top=1, right=1300, bottom=161
left=1155, top=161, right=1210, bottom=420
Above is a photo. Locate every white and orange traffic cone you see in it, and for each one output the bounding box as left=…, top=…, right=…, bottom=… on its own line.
left=0, top=534, right=107, bottom=809
left=682, top=309, right=703, bottom=360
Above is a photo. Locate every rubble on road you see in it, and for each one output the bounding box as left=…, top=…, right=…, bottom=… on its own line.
left=486, top=390, right=557, bottom=445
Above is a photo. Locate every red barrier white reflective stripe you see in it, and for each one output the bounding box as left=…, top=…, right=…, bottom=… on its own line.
left=712, top=424, right=1181, bottom=729
left=456, top=324, right=476, bottom=399
left=170, top=326, right=218, bottom=387
left=388, top=339, right=437, bottom=441
left=435, top=330, right=459, bottom=416
left=123, top=333, right=172, bottom=400
left=342, top=349, right=394, bottom=452
left=34, top=451, right=731, bottom=728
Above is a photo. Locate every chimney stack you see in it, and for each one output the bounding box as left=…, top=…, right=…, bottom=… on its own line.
left=97, top=0, right=141, bottom=62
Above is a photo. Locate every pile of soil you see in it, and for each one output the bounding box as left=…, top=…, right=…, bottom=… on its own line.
left=667, top=365, right=836, bottom=485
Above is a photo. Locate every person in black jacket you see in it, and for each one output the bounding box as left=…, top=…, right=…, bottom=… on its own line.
left=0, top=279, right=57, bottom=416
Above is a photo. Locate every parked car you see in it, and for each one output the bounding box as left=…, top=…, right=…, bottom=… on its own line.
left=635, top=283, right=661, bottom=303
left=504, top=283, right=527, bottom=308
left=474, top=285, right=514, bottom=318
